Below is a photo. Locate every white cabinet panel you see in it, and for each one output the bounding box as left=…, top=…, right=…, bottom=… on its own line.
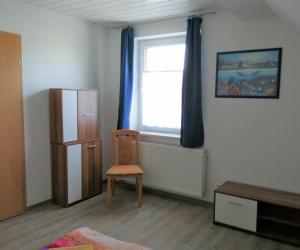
left=215, top=193, right=257, bottom=232
left=62, top=90, right=78, bottom=142
left=67, top=144, right=82, bottom=204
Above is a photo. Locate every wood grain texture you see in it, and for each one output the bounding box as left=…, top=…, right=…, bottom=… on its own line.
left=49, top=89, right=63, bottom=143
left=111, top=130, right=140, bottom=165
left=118, top=136, right=133, bottom=165
left=108, top=130, right=142, bottom=208
left=61, top=138, right=102, bottom=146
left=216, top=181, right=300, bottom=209
left=137, top=176, right=142, bottom=207
left=0, top=31, right=26, bottom=221
left=50, top=89, right=98, bottom=143
left=50, top=88, right=101, bottom=207
left=215, top=181, right=300, bottom=246
left=78, top=90, right=98, bottom=141
left=0, top=189, right=298, bottom=250
left=52, top=140, right=102, bottom=207
left=51, top=144, right=67, bottom=207
left=82, top=139, right=102, bottom=199
left=107, top=165, right=144, bottom=176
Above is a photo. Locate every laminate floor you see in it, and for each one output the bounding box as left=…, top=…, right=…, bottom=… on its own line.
left=0, top=188, right=299, bottom=250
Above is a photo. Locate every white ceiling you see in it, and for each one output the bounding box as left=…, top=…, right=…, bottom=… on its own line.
left=218, top=0, right=274, bottom=21
left=219, top=0, right=300, bottom=34
left=15, top=0, right=221, bottom=24
left=14, top=0, right=300, bottom=33
left=266, top=0, right=300, bottom=33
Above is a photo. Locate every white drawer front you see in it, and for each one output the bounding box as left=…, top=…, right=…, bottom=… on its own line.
left=215, top=193, right=257, bottom=232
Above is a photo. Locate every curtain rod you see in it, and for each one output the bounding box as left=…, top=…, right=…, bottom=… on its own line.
left=112, top=10, right=216, bottom=30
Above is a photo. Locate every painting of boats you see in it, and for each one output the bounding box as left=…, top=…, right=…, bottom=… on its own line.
left=215, top=48, right=282, bottom=98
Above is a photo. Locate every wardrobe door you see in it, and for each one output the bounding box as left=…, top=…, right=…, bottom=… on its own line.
left=62, top=90, right=78, bottom=143
left=51, top=144, right=67, bottom=207
left=0, top=31, right=26, bottom=221
left=78, top=90, right=98, bottom=141
left=49, top=89, right=78, bottom=143
left=82, top=140, right=102, bottom=199
left=67, top=144, right=82, bottom=204
left=49, top=89, right=63, bottom=143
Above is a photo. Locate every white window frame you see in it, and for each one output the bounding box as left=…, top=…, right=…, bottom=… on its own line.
left=135, top=34, right=186, bottom=135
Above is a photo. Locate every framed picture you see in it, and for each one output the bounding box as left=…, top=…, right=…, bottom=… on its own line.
left=215, top=48, right=282, bottom=98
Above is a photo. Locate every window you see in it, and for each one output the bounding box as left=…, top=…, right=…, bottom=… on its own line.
left=135, top=35, right=185, bottom=134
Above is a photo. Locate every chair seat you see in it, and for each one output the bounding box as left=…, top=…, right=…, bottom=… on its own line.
left=106, top=164, right=144, bottom=176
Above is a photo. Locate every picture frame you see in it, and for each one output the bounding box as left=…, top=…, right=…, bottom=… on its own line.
left=215, top=48, right=282, bottom=98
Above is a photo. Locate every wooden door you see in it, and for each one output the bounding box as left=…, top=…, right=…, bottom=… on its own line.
left=78, top=91, right=98, bottom=141
left=82, top=140, right=102, bottom=199
left=0, top=31, right=26, bottom=220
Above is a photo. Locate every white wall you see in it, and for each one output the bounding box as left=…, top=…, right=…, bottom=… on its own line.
left=93, top=26, right=110, bottom=173
left=102, top=11, right=300, bottom=202
left=1, top=0, right=299, bottom=206
left=0, top=0, right=101, bottom=206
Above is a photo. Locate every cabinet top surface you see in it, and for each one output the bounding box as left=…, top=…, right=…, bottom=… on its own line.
left=49, top=88, right=98, bottom=92
left=52, top=138, right=102, bottom=146
left=216, top=181, right=300, bottom=209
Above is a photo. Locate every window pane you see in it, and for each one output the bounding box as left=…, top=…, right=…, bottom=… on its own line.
left=145, top=44, right=185, bottom=72
left=141, top=72, right=182, bottom=130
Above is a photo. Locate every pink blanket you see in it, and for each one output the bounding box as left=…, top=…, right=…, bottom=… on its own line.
left=42, top=227, right=151, bottom=250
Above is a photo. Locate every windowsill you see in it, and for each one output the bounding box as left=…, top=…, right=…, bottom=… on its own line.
left=140, top=131, right=180, bottom=146
left=140, top=131, right=179, bottom=138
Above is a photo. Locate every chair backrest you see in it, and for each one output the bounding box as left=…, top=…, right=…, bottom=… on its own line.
left=111, top=130, right=140, bottom=165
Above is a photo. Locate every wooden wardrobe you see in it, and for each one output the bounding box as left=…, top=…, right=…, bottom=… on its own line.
left=49, top=89, right=102, bottom=207
left=0, top=31, right=26, bottom=221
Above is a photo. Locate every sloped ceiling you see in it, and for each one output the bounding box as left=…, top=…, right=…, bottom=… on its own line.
left=265, top=0, right=300, bottom=33
left=218, top=0, right=274, bottom=20
left=219, top=0, right=300, bottom=34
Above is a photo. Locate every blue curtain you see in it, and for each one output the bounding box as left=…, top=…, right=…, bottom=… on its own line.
left=117, top=27, right=134, bottom=129
left=180, top=17, right=204, bottom=148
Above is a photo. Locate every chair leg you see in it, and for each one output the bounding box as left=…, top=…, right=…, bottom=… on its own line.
left=136, top=177, right=139, bottom=195
left=112, top=178, right=115, bottom=196
left=107, top=176, right=112, bottom=208
left=137, top=175, right=142, bottom=207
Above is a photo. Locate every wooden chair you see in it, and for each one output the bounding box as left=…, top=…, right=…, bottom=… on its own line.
left=106, top=130, right=143, bottom=208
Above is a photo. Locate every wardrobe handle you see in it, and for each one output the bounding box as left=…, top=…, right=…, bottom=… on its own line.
left=229, top=201, right=243, bottom=207
left=88, top=145, right=97, bottom=148
left=82, top=113, right=96, bottom=117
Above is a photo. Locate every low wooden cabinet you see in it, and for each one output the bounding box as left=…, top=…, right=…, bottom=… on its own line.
left=52, top=139, right=102, bottom=207
left=214, top=181, right=300, bottom=246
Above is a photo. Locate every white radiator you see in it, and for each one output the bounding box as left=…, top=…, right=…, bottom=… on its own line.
left=125, top=142, right=207, bottom=198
